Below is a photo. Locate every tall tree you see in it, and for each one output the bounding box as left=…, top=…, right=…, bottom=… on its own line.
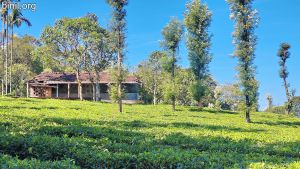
left=5, top=6, right=8, bottom=95
left=40, top=16, right=102, bottom=100
left=106, top=0, right=128, bottom=113
left=1, top=0, right=9, bottom=95
left=84, top=13, right=115, bottom=102
left=227, top=0, right=259, bottom=123
left=184, top=0, right=212, bottom=106
left=6, top=35, right=40, bottom=96
left=9, top=8, right=32, bottom=94
left=277, top=43, right=293, bottom=114
left=161, top=18, right=183, bottom=111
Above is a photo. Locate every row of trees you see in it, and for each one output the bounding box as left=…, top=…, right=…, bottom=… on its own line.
left=0, top=0, right=261, bottom=122
left=145, top=0, right=214, bottom=112
left=136, top=0, right=215, bottom=109
left=1, top=0, right=31, bottom=96
left=138, top=0, right=298, bottom=119
left=137, top=0, right=260, bottom=122
left=1, top=0, right=297, bottom=120
left=2, top=35, right=39, bottom=96
left=34, top=0, right=216, bottom=114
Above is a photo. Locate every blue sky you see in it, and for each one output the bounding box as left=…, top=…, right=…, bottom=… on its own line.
left=15, top=0, right=299, bottom=110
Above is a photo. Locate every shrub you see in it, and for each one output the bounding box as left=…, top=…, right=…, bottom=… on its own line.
left=272, top=106, right=286, bottom=114
left=0, top=154, right=79, bottom=169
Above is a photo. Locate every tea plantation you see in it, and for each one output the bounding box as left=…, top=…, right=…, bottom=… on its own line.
left=0, top=97, right=299, bottom=169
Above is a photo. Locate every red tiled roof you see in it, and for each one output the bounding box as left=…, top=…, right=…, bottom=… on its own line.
left=28, top=71, right=139, bottom=84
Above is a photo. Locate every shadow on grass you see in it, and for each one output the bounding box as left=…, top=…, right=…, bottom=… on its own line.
left=48, top=116, right=268, bottom=133
left=0, top=98, right=41, bottom=103
left=0, top=113, right=267, bottom=134
left=0, top=121, right=14, bottom=132
left=189, top=107, right=238, bottom=115
left=42, top=117, right=265, bottom=133
left=162, top=114, right=178, bottom=117
left=34, top=125, right=150, bottom=144
left=0, top=106, right=60, bottom=111
left=21, top=98, right=42, bottom=103
left=254, top=121, right=300, bottom=127
left=171, top=122, right=265, bottom=132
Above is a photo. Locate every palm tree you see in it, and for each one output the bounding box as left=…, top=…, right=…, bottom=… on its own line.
left=1, top=0, right=9, bottom=95
left=5, top=12, right=9, bottom=95
left=8, top=9, right=31, bottom=94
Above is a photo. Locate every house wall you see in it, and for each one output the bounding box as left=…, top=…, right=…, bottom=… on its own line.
left=30, top=83, right=140, bottom=102
left=29, top=86, right=52, bottom=98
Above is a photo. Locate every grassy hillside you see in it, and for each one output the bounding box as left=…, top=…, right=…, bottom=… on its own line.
left=0, top=97, right=299, bottom=169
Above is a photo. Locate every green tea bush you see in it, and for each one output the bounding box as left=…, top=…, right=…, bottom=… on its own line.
left=0, top=97, right=299, bottom=168
left=0, top=154, right=79, bottom=169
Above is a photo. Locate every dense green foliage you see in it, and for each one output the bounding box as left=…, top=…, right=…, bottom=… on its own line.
left=184, top=0, right=212, bottom=81
left=215, top=84, right=243, bottom=111
left=1, top=2, right=32, bottom=96
left=227, top=0, right=259, bottom=123
left=0, top=35, right=40, bottom=96
left=0, top=155, right=78, bottom=169
left=39, top=14, right=114, bottom=101
left=135, top=51, right=166, bottom=104
left=0, top=97, right=299, bottom=168
left=184, top=0, right=212, bottom=105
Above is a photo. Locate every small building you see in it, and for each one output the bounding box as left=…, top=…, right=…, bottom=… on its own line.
left=27, top=71, right=140, bottom=103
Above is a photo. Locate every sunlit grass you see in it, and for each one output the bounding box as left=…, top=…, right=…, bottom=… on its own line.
left=0, top=97, right=299, bottom=168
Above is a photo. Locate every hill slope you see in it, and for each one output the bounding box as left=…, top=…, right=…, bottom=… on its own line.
left=0, top=97, right=299, bottom=168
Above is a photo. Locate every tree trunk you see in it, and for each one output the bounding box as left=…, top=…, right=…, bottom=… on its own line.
left=96, top=82, right=100, bottom=101
left=246, top=107, right=251, bottom=123
left=92, top=83, right=96, bottom=102
left=117, top=46, right=122, bottom=113
left=118, top=82, right=122, bottom=113
left=198, top=101, right=203, bottom=107
left=95, top=72, right=101, bottom=101
left=171, top=51, right=176, bottom=112
left=153, top=83, right=157, bottom=105
left=5, top=17, right=8, bottom=95
left=245, top=95, right=252, bottom=123
left=267, top=99, right=273, bottom=111
left=283, top=78, right=291, bottom=114
left=10, top=26, right=13, bottom=94
left=79, top=83, right=83, bottom=100
left=1, top=80, right=3, bottom=96
left=67, top=83, right=70, bottom=99
left=1, top=18, right=4, bottom=96
left=76, top=71, right=83, bottom=101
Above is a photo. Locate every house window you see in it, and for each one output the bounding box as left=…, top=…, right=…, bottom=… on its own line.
left=124, top=84, right=138, bottom=93
left=100, top=84, right=108, bottom=93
